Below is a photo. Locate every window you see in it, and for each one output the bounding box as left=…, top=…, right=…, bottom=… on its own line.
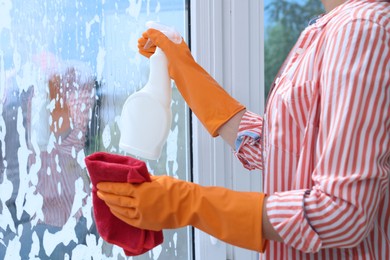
left=0, top=0, right=191, bottom=259
left=190, top=1, right=263, bottom=259
left=0, top=0, right=326, bottom=259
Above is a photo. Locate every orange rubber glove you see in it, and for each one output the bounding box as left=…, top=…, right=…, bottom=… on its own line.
left=97, top=175, right=267, bottom=252
left=138, top=29, right=245, bottom=137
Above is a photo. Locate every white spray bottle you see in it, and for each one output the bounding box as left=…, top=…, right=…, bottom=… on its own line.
left=119, top=21, right=182, bottom=160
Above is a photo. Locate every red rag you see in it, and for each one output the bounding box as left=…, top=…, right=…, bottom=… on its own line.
left=84, top=152, right=164, bottom=256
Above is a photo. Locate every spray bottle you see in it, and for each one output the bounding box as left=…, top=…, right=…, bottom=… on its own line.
left=119, top=21, right=182, bottom=160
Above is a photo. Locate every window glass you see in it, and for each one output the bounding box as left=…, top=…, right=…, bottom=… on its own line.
left=0, top=0, right=191, bottom=259
left=264, top=0, right=324, bottom=96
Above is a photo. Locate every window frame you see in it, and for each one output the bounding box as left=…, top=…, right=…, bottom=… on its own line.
left=189, top=0, right=265, bottom=259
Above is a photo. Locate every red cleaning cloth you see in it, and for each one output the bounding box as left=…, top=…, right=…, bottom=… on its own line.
left=84, top=152, right=164, bottom=256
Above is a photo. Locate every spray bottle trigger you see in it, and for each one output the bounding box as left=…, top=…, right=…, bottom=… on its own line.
left=143, top=21, right=182, bottom=50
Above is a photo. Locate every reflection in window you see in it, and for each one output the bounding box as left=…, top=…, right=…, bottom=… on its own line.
left=0, top=0, right=191, bottom=259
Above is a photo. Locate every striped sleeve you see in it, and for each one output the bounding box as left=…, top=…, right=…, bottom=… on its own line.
left=234, top=110, right=264, bottom=170
left=267, top=19, right=390, bottom=253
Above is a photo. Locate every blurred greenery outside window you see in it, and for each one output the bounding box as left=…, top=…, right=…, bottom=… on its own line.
left=264, top=0, right=324, bottom=96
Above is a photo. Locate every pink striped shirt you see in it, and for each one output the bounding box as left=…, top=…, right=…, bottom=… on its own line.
left=235, top=0, right=390, bottom=259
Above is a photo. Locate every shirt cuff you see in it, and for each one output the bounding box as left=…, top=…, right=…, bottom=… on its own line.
left=233, top=111, right=263, bottom=170
left=266, top=190, right=322, bottom=253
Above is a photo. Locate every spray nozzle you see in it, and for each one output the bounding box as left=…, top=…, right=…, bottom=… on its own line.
left=143, top=21, right=182, bottom=49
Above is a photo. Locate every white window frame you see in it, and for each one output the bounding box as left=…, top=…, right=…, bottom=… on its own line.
left=190, top=0, right=265, bottom=259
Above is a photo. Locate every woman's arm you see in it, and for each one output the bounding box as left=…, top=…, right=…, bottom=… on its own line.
left=217, top=109, right=246, bottom=148
left=218, top=110, right=283, bottom=242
